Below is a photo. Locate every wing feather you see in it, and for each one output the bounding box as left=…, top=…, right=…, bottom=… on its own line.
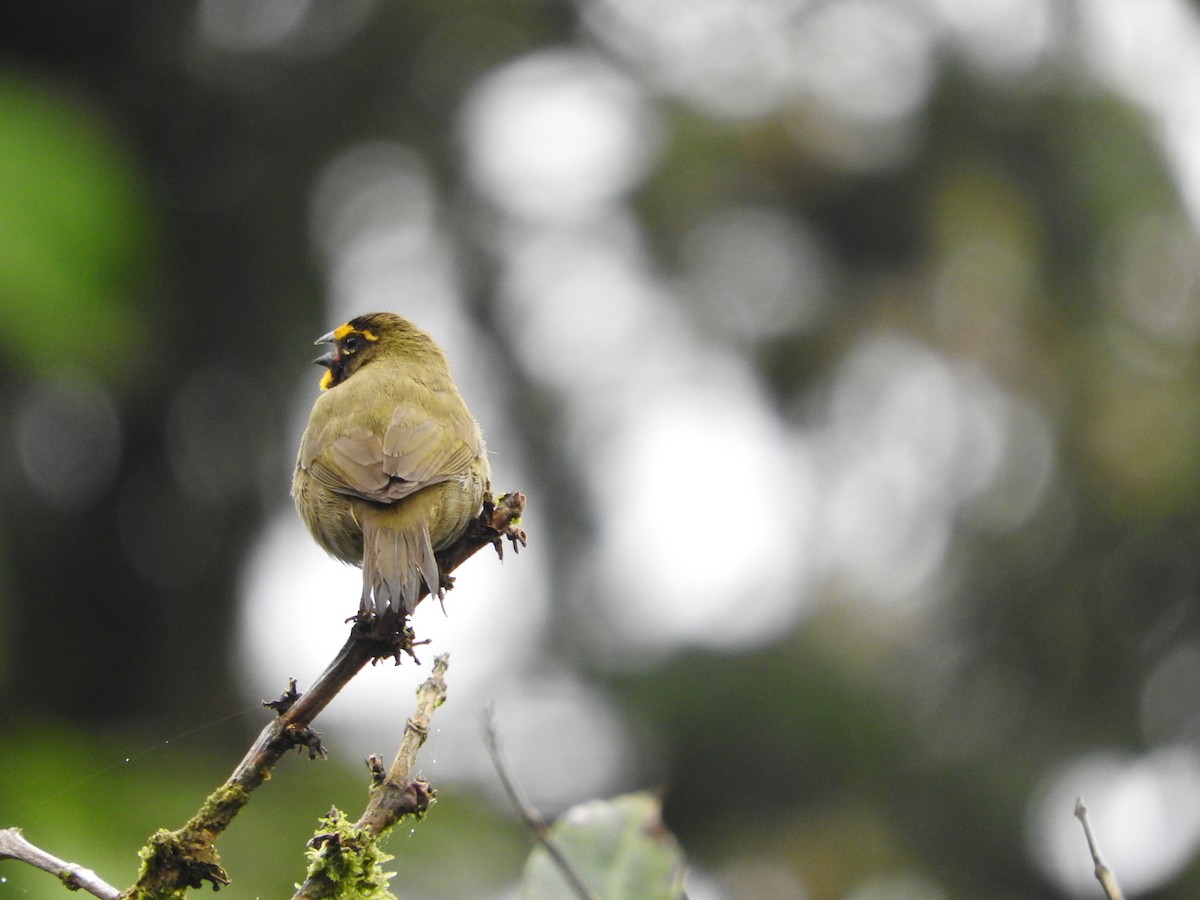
left=299, top=375, right=484, bottom=505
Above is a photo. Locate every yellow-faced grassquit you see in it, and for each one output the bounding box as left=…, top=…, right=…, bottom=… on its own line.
left=292, top=312, right=490, bottom=616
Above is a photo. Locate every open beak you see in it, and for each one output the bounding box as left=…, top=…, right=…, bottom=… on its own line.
left=314, top=330, right=338, bottom=368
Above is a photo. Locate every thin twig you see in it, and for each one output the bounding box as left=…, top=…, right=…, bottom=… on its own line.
left=355, top=653, right=450, bottom=834
left=1075, top=798, right=1126, bottom=900
left=0, top=827, right=120, bottom=899
left=482, top=706, right=598, bottom=900
left=290, top=655, right=453, bottom=899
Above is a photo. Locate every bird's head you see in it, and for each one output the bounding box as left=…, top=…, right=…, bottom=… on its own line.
left=313, top=312, right=442, bottom=389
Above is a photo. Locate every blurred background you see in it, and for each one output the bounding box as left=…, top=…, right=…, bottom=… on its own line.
left=2, top=0, right=1200, bottom=897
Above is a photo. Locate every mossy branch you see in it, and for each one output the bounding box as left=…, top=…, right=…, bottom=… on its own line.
left=126, top=492, right=523, bottom=897
left=0, top=492, right=524, bottom=899
left=290, top=654, right=451, bottom=899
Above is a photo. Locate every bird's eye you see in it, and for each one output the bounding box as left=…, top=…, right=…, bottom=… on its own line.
left=343, top=333, right=364, bottom=353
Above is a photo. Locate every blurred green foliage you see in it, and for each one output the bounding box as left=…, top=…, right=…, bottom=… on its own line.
left=0, top=725, right=528, bottom=897
left=0, top=73, right=152, bottom=383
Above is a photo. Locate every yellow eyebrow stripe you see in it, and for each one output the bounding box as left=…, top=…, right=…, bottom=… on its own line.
left=332, top=323, right=380, bottom=341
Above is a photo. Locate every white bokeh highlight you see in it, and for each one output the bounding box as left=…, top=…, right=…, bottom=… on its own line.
left=1080, top=0, right=1200, bottom=228
left=1028, top=746, right=1200, bottom=897
left=812, top=333, right=1053, bottom=607
left=594, top=376, right=817, bottom=649
left=16, top=376, right=121, bottom=512
left=194, top=0, right=377, bottom=56
left=461, top=51, right=658, bottom=222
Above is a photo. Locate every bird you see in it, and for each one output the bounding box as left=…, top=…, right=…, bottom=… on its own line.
left=292, top=312, right=490, bottom=616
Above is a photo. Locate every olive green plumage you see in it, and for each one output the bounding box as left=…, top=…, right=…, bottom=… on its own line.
left=292, top=312, right=490, bottom=615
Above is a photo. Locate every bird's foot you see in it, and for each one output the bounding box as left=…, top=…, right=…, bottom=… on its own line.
left=351, top=609, right=430, bottom=665
left=488, top=492, right=527, bottom=560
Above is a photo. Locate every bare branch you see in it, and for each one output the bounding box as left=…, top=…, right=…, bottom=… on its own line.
left=1075, top=798, right=1126, bottom=900
left=0, top=827, right=120, bottom=900
left=1, top=494, right=523, bottom=897
left=128, top=492, right=526, bottom=897
left=354, top=653, right=450, bottom=834
left=483, top=706, right=598, bottom=900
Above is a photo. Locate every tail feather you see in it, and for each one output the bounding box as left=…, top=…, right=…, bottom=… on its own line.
left=360, top=515, right=441, bottom=615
